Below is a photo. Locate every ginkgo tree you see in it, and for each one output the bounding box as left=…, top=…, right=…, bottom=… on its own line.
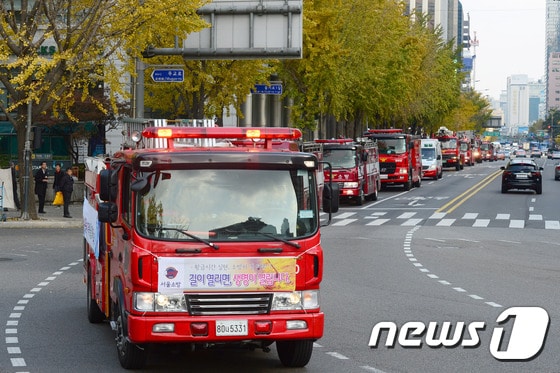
left=0, top=0, right=208, bottom=219
left=275, top=0, right=465, bottom=138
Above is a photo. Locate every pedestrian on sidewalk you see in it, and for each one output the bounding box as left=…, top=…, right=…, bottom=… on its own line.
left=52, top=163, right=63, bottom=208
left=59, top=167, right=74, bottom=218
left=34, top=161, right=49, bottom=214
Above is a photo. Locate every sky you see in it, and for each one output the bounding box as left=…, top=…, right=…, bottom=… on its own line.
left=460, top=0, right=546, bottom=99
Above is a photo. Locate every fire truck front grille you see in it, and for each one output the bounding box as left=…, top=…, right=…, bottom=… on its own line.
left=379, top=162, right=396, bottom=174
left=186, top=293, right=272, bottom=316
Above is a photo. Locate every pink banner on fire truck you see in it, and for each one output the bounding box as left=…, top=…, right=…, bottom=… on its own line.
left=158, top=257, right=297, bottom=293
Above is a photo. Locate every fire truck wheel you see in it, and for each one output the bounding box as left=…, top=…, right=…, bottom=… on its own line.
left=87, top=271, right=105, bottom=324
left=356, top=191, right=365, bottom=205
left=403, top=179, right=412, bottom=191
left=115, top=301, right=147, bottom=369
left=276, top=339, right=313, bottom=367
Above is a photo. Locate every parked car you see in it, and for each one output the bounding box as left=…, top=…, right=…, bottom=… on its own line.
left=501, top=159, right=543, bottom=194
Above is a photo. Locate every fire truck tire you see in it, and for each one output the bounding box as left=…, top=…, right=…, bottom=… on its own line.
left=403, top=179, right=412, bottom=191
left=87, top=271, right=105, bottom=324
left=276, top=339, right=313, bottom=367
left=455, top=163, right=460, bottom=171
left=116, top=301, right=147, bottom=369
left=356, top=191, right=365, bottom=206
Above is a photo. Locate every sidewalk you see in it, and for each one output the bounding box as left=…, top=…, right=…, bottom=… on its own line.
left=0, top=202, right=83, bottom=229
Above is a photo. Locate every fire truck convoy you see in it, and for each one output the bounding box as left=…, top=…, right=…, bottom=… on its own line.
left=83, top=124, right=339, bottom=369
left=364, top=129, right=422, bottom=190
left=315, top=138, right=381, bottom=205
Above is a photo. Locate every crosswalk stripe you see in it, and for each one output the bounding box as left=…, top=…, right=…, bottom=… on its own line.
left=401, top=219, right=423, bottom=226
left=472, top=219, right=490, bottom=227
left=436, top=219, right=456, bottom=226
left=397, top=212, right=417, bottom=219
left=334, top=212, right=357, bottom=219
left=332, top=219, right=357, bottom=226
left=545, top=221, right=560, bottom=229
left=366, top=219, right=390, bottom=226
left=509, top=220, right=525, bottom=228
left=327, top=211, right=560, bottom=230
left=429, top=212, right=446, bottom=219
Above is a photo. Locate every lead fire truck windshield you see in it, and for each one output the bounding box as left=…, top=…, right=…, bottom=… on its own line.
left=376, top=138, right=406, bottom=155
left=136, top=168, right=318, bottom=241
left=323, top=149, right=356, bottom=169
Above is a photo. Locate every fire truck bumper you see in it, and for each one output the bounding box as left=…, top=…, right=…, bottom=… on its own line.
left=340, top=188, right=359, bottom=197
left=422, top=170, right=436, bottom=178
left=126, top=312, right=324, bottom=343
left=380, top=174, right=407, bottom=183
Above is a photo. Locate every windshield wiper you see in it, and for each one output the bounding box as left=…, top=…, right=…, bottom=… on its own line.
left=219, top=230, right=300, bottom=249
left=154, top=226, right=219, bottom=250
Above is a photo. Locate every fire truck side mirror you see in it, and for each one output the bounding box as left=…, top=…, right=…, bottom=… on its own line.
left=99, top=169, right=118, bottom=202
left=98, top=202, right=118, bottom=223
left=323, top=182, right=340, bottom=214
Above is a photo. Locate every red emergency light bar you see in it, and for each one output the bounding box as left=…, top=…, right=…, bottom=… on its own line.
left=366, top=129, right=403, bottom=134
left=315, top=139, right=353, bottom=144
left=142, top=126, right=302, bottom=140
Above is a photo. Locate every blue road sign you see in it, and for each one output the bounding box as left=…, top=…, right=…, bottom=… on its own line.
left=151, top=69, right=184, bottom=82
left=252, top=83, right=283, bottom=95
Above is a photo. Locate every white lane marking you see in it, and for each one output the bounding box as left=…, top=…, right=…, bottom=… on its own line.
left=495, top=214, right=510, bottom=220
left=334, top=212, right=357, bottom=219
left=436, top=219, right=455, bottom=227
left=529, top=214, right=543, bottom=221
left=509, top=220, right=525, bottom=228
left=403, top=227, right=505, bottom=311
left=332, top=219, right=357, bottom=226
left=366, top=219, right=390, bottom=226
left=462, top=213, right=478, bottom=219
left=326, top=352, right=350, bottom=360
left=397, top=212, right=417, bottom=219
left=429, top=212, right=446, bottom=219
left=472, top=219, right=490, bottom=227
left=401, top=218, right=423, bottom=226
left=545, top=221, right=560, bottom=229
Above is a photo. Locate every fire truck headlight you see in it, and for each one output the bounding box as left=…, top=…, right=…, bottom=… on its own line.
left=343, top=182, right=359, bottom=189
left=134, top=292, right=188, bottom=312
left=271, top=290, right=319, bottom=310
left=398, top=168, right=408, bottom=174
left=131, top=130, right=142, bottom=143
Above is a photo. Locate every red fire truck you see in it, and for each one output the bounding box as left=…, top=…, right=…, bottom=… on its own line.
left=314, top=138, right=380, bottom=205
left=459, top=137, right=474, bottom=166
left=83, top=123, right=339, bottom=369
left=364, top=129, right=422, bottom=190
left=437, top=127, right=464, bottom=171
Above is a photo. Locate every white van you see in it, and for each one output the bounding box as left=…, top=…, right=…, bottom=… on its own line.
left=421, top=139, right=443, bottom=179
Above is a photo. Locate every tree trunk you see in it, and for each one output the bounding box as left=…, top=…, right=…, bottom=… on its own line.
left=15, top=117, right=38, bottom=220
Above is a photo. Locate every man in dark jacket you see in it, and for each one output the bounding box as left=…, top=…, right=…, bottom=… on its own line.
left=59, top=167, right=75, bottom=218
left=34, top=161, right=49, bottom=214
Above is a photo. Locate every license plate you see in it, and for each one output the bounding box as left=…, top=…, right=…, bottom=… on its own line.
left=216, top=320, right=248, bottom=336
left=516, top=173, right=528, bottom=179
left=380, top=174, right=388, bottom=179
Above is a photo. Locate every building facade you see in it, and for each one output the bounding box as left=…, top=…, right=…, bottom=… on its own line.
left=546, top=0, right=560, bottom=110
